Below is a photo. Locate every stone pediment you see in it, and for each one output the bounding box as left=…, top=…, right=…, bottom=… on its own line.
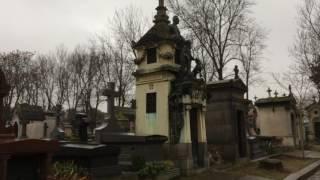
left=207, top=78, right=247, bottom=92
left=255, top=95, right=297, bottom=108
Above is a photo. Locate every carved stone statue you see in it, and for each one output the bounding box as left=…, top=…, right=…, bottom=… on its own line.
left=192, top=58, right=202, bottom=78
left=180, top=41, right=193, bottom=74
left=170, top=16, right=184, bottom=41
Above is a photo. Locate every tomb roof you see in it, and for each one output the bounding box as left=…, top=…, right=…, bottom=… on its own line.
left=207, top=78, right=247, bottom=92
left=306, top=102, right=320, bottom=111
left=134, top=1, right=182, bottom=49
left=16, top=104, right=45, bottom=121
left=255, top=95, right=296, bottom=107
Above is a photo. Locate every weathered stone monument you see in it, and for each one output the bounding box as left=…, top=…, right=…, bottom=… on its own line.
left=133, top=0, right=208, bottom=173
left=306, top=97, right=320, bottom=142
left=255, top=87, right=300, bottom=147
left=206, top=66, right=249, bottom=161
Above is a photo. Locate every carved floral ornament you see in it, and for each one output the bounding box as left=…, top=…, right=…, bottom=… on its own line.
left=134, top=48, right=174, bottom=65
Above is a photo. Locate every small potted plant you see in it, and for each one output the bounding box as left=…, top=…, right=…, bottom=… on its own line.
left=138, top=161, right=178, bottom=180
left=49, top=161, right=90, bottom=180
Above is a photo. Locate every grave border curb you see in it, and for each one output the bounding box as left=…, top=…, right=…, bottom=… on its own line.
left=284, top=160, right=320, bottom=180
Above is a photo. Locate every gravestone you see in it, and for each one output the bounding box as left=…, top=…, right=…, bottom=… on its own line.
left=206, top=66, right=250, bottom=161
left=54, top=143, right=121, bottom=178
left=50, top=105, right=65, bottom=140
left=77, top=113, right=89, bottom=142
left=95, top=82, right=122, bottom=142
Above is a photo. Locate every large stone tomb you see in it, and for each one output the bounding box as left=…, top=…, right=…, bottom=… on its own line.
left=306, top=100, right=320, bottom=142
left=255, top=90, right=300, bottom=147
left=206, top=72, right=249, bottom=161
left=0, top=139, right=59, bottom=180
left=54, top=142, right=121, bottom=178
left=133, top=0, right=208, bottom=174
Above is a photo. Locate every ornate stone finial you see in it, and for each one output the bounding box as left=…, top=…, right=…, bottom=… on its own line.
left=234, top=65, right=239, bottom=79
left=274, top=91, right=278, bottom=98
left=267, top=88, right=272, bottom=97
left=283, top=93, right=286, bottom=97
left=159, top=0, right=164, bottom=7
left=154, top=0, right=169, bottom=24
left=254, top=96, right=258, bottom=101
left=289, top=85, right=292, bottom=95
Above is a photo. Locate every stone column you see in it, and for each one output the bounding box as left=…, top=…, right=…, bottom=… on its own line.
left=0, top=154, right=10, bottom=180
left=197, top=107, right=209, bottom=167
left=198, top=107, right=207, bottom=143
left=179, top=105, right=192, bottom=143
left=178, top=104, right=193, bottom=175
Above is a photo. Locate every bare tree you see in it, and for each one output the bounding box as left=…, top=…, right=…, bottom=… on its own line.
left=54, top=45, right=70, bottom=107
left=34, top=54, right=57, bottom=110
left=97, top=6, right=148, bottom=107
left=0, top=50, right=34, bottom=119
left=272, top=70, right=316, bottom=110
left=292, top=0, right=320, bottom=96
left=168, top=0, right=253, bottom=80
left=236, top=20, right=267, bottom=99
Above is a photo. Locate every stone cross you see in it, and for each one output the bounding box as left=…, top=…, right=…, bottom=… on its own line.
left=102, top=82, right=120, bottom=120
left=234, top=65, right=239, bottom=79
left=159, top=0, right=164, bottom=7
left=267, top=88, right=272, bottom=97
left=289, top=85, right=292, bottom=95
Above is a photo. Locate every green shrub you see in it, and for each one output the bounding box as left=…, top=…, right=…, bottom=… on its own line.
left=51, top=161, right=89, bottom=180
left=131, top=155, right=146, bottom=171
left=138, top=161, right=174, bottom=179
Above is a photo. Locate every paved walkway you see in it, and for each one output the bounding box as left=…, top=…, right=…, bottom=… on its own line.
left=285, top=150, right=320, bottom=159
left=307, top=170, right=320, bottom=180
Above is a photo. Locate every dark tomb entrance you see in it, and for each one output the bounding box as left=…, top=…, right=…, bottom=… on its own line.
left=190, top=108, right=200, bottom=167
left=237, top=110, right=247, bottom=158
left=314, top=121, right=320, bottom=142
left=291, top=113, right=297, bottom=146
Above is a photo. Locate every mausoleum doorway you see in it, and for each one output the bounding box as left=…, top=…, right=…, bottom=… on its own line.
left=190, top=108, right=200, bottom=167
left=314, top=118, right=320, bottom=141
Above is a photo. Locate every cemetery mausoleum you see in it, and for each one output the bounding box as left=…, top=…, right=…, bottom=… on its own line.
left=133, top=0, right=209, bottom=173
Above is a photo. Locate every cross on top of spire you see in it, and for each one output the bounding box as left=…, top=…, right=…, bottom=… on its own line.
left=267, top=88, right=272, bottom=97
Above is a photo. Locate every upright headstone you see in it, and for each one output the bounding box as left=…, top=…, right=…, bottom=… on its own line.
left=50, top=105, right=65, bottom=140
left=77, top=113, right=89, bottom=142
left=95, top=82, right=122, bottom=136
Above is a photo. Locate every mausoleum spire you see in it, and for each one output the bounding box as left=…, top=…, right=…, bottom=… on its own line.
left=154, top=0, right=169, bottom=24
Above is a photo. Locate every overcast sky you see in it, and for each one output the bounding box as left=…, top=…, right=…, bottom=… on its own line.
left=0, top=0, right=302, bottom=100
